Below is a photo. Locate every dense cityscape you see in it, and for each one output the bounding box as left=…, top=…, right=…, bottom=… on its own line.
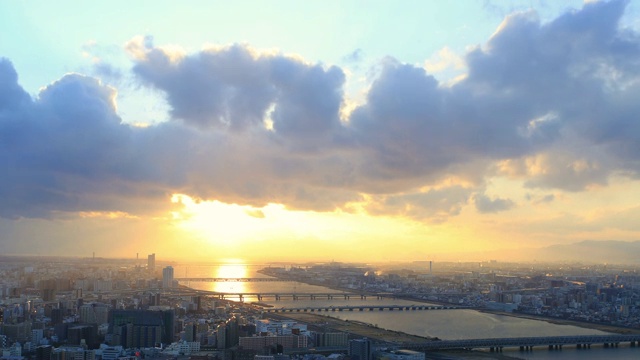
left=0, top=256, right=639, bottom=360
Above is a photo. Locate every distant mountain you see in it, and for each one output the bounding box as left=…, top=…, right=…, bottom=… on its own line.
left=531, top=240, right=640, bottom=264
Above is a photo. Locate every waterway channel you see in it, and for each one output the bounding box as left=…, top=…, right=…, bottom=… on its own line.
left=174, top=263, right=639, bottom=359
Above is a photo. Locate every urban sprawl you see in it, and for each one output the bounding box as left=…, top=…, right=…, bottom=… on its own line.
left=0, top=256, right=639, bottom=360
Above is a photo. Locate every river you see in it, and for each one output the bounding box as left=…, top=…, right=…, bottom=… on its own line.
left=173, top=263, right=640, bottom=359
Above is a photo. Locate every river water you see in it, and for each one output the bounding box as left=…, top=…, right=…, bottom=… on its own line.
left=174, top=263, right=640, bottom=359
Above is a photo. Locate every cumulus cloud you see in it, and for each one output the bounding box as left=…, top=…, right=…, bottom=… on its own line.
left=127, top=37, right=345, bottom=145
left=3, top=0, right=640, bottom=223
left=473, top=193, right=515, bottom=213
left=367, top=186, right=473, bottom=222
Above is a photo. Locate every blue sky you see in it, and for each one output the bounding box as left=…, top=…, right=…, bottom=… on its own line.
left=2, top=1, right=599, bottom=94
left=2, top=1, right=640, bottom=262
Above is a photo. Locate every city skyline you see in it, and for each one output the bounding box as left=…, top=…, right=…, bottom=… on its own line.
left=2, top=1, right=640, bottom=262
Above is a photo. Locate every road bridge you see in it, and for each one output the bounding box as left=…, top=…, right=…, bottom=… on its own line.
left=175, top=277, right=294, bottom=282
left=263, top=305, right=465, bottom=313
left=403, top=334, right=640, bottom=352
left=213, top=292, right=389, bottom=301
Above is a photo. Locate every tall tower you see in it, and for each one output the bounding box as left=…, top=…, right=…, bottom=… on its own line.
left=348, top=338, right=371, bottom=360
left=147, top=253, right=155, bottom=272
left=162, top=266, right=174, bottom=289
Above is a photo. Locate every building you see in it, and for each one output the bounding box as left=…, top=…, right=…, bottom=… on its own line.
left=162, top=266, right=174, bottom=289
left=147, top=254, right=155, bottom=272
left=255, top=320, right=300, bottom=336
left=109, top=309, right=175, bottom=348
left=1, top=322, right=32, bottom=342
left=68, top=325, right=98, bottom=348
left=349, top=339, right=371, bottom=360
left=35, top=345, right=53, bottom=360
left=314, top=332, right=348, bottom=347
left=99, top=345, right=124, bottom=360
left=238, top=335, right=307, bottom=352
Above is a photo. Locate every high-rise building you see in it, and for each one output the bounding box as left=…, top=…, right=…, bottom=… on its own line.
left=35, top=345, right=53, bottom=360
left=68, top=325, right=98, bottom=348
left=50, top=308, right=64, bottom=326
left=349, top=338, right=371, bottom=360
left=147, top=253, right=155, bottom=272
left=109, top=309, right=175, bottom=348
left=162, top=266, right=174, bottom=289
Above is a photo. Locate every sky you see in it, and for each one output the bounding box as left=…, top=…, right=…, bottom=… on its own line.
left=2, top=0, right=640, bottom=263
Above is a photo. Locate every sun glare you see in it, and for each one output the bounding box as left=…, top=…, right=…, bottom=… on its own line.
left=212, top=263, right=249, bottom=295
left=168, top=193, right=463, bottom=262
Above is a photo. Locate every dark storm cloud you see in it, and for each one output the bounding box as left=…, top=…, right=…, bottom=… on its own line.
left=3, top=0, right=640, bottom=221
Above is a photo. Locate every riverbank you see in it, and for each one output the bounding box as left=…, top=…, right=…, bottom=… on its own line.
left=265, top=313, right=529, bottom=359
left=260, top=269, right=640, bottom=336
left=479, top=310, right=640, bottom=335
left=266, top=311, right=437, bottom=344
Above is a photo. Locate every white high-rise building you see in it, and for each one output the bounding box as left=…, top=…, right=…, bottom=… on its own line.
left=162, top=266, right=174, bottom=289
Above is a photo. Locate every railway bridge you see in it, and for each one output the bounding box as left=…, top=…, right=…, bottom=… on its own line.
left=263, top=304, right=465, bottom=313
left=403, top=334, right=640, bottom=352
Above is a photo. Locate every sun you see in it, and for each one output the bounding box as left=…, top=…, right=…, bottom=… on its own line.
left=171, top=194, right=277, bottom=247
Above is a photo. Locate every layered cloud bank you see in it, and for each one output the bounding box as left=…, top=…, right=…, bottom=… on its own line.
left=2, top=0, right=640, bottom=223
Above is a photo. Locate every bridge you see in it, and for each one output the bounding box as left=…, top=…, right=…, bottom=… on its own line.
left=403, top=334, right=640, bottom=352
left=175, top=277, right=294, bottom=282
left=263, top=305, right=465, bottom=313
left=207, top=292, right=393, bottom=301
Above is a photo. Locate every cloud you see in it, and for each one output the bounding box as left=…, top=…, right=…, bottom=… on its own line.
left=342, top=48, right=363, bottom=63
left=370, top=186, right=473, bottom=222
left=525, top=193, right=555, bottom=204
left=3, top=0, right=640, bottom=225
left=473, top=193, right=515, bottom=213
left=127, top=37, right=345, bottom=144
